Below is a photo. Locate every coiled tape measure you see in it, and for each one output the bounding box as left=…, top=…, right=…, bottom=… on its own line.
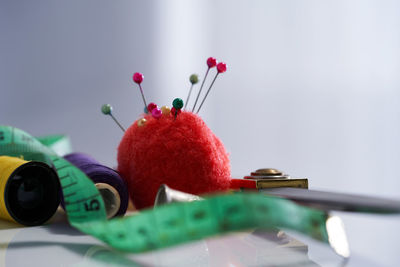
left=0, top=125, right=347, bottom=256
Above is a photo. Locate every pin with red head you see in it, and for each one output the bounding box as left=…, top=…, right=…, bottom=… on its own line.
left=147, top=102, right=157, bottom=113
left=144, top=102, right=162, bottom=119
left=191, top=57, right=217, bottom=112
left=196, top=62, right=227, bottom=113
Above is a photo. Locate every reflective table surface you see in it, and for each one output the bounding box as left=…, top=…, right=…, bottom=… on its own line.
left=0, top=210, right=399, bottom=267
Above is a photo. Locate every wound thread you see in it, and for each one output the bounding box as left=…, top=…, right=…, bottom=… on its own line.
left=0, top=156, right=60, bottom=226
left=63, top=153, right=129, bottom=218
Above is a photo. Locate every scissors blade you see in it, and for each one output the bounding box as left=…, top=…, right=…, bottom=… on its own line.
left=261, top=187, right=400, bottom=213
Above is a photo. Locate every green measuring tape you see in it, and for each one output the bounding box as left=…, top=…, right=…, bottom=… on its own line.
left=0, top=125, right=330, bottom=253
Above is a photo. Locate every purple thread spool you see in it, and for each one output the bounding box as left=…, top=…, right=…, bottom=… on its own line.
left=63, top=152, right=129, bottom=218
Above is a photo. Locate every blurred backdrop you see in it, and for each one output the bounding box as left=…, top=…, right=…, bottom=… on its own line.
left=1, top=0, right=400, bottom=195
left=1, top=1, right=400, bottom=261
left=1, top=0, right=400, bottom=194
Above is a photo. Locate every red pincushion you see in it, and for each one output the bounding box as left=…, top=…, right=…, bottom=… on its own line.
left=117, top=111, right=231, bottom=209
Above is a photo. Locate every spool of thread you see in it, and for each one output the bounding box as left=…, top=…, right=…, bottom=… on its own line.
left=0, top=156, right=60, bottom=226
left=63, top=153, right=129, bottom=218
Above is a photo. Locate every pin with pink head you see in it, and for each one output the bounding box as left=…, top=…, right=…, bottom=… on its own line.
left=191, top=57, right=218, bottom=112
left=146, top=102, right=162, bottom=119
left=151, top=108, right=162, bottom=119
left=196, top=61, right=227, bottom=114
left=132, top=72, right=148, bottom=109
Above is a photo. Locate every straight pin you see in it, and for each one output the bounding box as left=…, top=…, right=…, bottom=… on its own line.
left=101, top=104, right=126, bottom=132
left=191, top=57, right=217, bottom=112
left=184, top=74, right=199, bottom=110
left=196, top=62, right=227, bottom=114
left=133, top=72, right=147, bottom=109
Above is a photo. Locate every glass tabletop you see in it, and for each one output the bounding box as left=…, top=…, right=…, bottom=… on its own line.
left=1, top=210, right=398, bottom=267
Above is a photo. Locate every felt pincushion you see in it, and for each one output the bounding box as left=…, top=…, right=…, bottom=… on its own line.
left=117, top=111, right=231, bottom=209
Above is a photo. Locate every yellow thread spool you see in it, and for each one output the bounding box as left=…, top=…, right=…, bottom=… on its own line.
left=0, top=156, right=61, bottom=226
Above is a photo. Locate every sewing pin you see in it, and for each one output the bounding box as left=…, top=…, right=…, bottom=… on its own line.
left=184, top=74, right=199, bottom=110
left=172, top=98, right=184, bottom=119
left=196, top=62, right=227, bottom=114
left=101, top=104, right=126, bottom=132
left=192, top=57, right=217, bottom=112
left=132, top=72, right=147, bottom=109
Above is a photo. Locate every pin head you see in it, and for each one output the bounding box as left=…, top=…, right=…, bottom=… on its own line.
left=171, top=107, right=181, bottom=117
left=151, top=108, right=162, bottom=119
left=101, top=104, right=125, bottom=132
left=207, top=57, right=217, bottom=68
left=217, top=62, right=227, bottom=73
left=101, top=104, right=112, bottom=115
left=147, top=103, right=158, bottom=113
left=189, top=74, right=199, bottom=84
left=137, top=118, right=147, bottom=127
left=133, top=72, right=144, bottom=84
left=172, top=98, right=184, bottom=110
left=161, top=105, right=171, bottom=115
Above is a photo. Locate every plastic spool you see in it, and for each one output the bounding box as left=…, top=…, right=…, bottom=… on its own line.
left=0, top=156, right=60, bottom=226
left=95, top=183, right=121, bottom=218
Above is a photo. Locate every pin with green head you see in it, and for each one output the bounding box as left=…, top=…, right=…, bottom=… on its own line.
left=101, top=104, right=125, bottom=132
left=171, top=98, right=184, bottom=119
left=101, top=104, right=112, bottom=115
left=184, top=74, right=199, bottom=110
